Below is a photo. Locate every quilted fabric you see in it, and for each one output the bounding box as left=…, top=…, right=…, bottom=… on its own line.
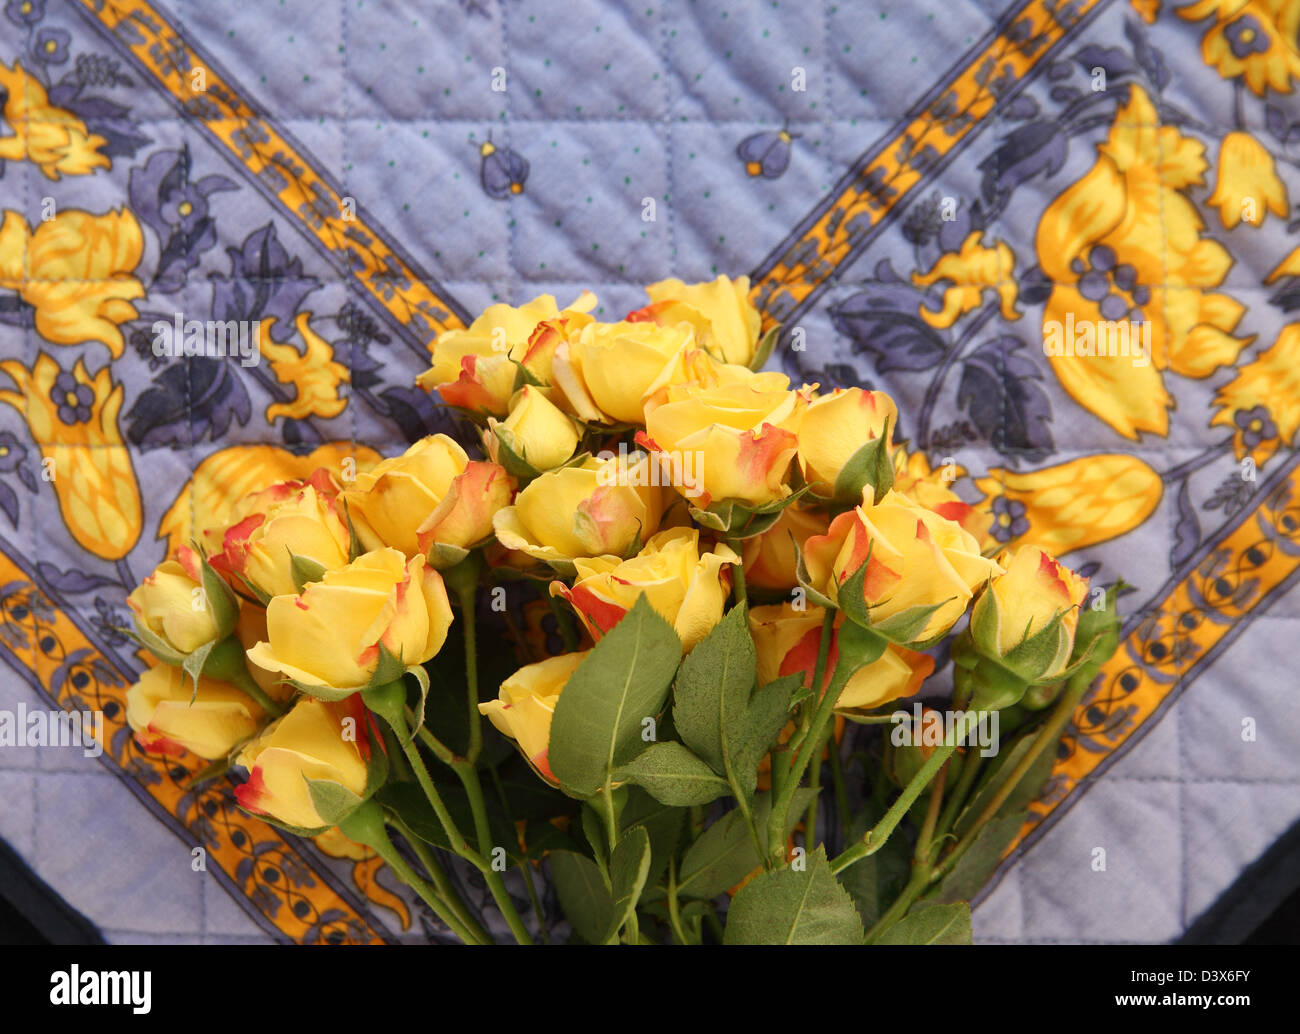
left=0, top=0, right=1297, bottom=943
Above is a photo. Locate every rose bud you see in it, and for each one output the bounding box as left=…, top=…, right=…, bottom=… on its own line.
left=741, top=505, right=830, bottom=591
left=550, top=527, right=738, bottom=652
left=797, top=387, right=899, bottom=498
left=479, top=651, right=590, bottom=785
left=340, top=434, right=514, bottom=561
left=235, top=697, right=373, bottom=830
left=126, top=664, right=266, bottom=759
left=801, top=489, right=1003, bottom=644
left=127, top=545, right=227, bottom=657
left=486, top=384, right=581, bottom=472
left=246, top=548, right=453, bottom=694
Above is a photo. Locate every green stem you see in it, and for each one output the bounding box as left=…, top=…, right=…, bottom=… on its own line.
left=932, top=747, right=983, bottom=850
left=934, top=673, right=1088, bottom=884
left=488, top=764, right=551, bottom=944
left=387, top=815, right=491, bottom=945
left=445, top=557, right=484, bottom=765
left=785, top=608, right=835, bottom=773
left=828, top=733, right=852, bottom=836
left=455, top=757, right=535, bottom=946
left=863, top=864, right=931, bottom=944
left=829, top=743, right=957, bottom=875
left=337, top=801, right=485, bottom=946
left=727, top=538, right=747, bottom=608
left=203, top=636, right=284, bottom=717
left=666, top=856, right=692, bottom=946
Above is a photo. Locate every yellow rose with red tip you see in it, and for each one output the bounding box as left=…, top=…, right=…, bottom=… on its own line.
left=797, top=387, right=898, bottom=497
left=479, top=651, right=590, bottom=786
left=340, top=434, right=514, bottom=560
left=552, top=319, right=694, bottom=425
left=550, top=527, right=738, bottom=652
left=492, top=451, right=667, bottom=569
left=802, top=489, right=1002, bottom=643
left=970, top=544, right=1089, bottom=681
left=127, top=546, right=223, bottom=657
left=749, top=603, right=934, bottom=712
left=126, top=664, right=267, bottom=760
left=641, top=381, right=807, bottom=508
left=235, top=697, right=374, bottom=830
left=209, top=470, right=350, bottom=599
left=246, top=548, right=453, bottom=694
left=486, top=384, right=581, bottom=472
left=637, top=275, right=762, bottom=367
left=417, top=294, right=574, bottom=417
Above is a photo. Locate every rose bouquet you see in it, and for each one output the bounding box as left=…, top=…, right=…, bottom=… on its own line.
left=122, top=276, right=1122, bottom=945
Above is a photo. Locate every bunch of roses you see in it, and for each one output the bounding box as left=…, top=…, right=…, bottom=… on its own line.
left=121, top=275, right=1116, bottom=946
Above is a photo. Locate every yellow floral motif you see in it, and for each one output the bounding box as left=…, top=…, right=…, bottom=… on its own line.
left=1178, top=0, right=1300, bottom=96
left=0, top=353, right=141, bottom=561
left=1208, top=132, right=1288, bottom=229
left=0, top=61, right=110, bottom=179
left=257, top=313, right=350, bottom=422
left=0, top=208, right=145, bottom=359
left=1211, top=324, right=1300, bottom=467
left=157, top=442, right=380, bottom=557
left=1131, top=0, right=1161, bottom=22
left=974, top=454, right=1163, bottom=557
left=1035, top=84, right=1252, bottom=439
left=911, top=230, right=1020, bottom=329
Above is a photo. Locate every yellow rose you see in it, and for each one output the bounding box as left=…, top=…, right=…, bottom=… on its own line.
left=209, top=471, right=350, bottom=599
left=126, top=663, right=266, bottom=760
left=127, top=547, right=222, bottom=656
left=416, top=294, right=562, bottom=417
left=1208, top=131, right=1288, bottom=229
left=551, top=319, right=694, bottom=424
left=550, top=527, right=738, bottom=651
left=641, top=381, right=807, bottom=507
left=479, top=651, right=590, bottom=785
left=749, top=603, right=934, bottom=712
left=639, top=275, right=762, bottom=366
left=641, top=346, right=789, bottom=417
left=797, top=387, right=898, bottom=496
left=492, top=452, right=667, bottom=568
left=486, top=384, right=581, bottom=471
left=235, top=697, right=373, bottom=829
left=970, top=545, right=1089, bottom=680
left=741, top=505, right=830, bottom=591
left=802, top=489, right=1003, bottom=642
left=339, top=434, right=514, bottom=559
left=247, top=548, right=453, bottom=693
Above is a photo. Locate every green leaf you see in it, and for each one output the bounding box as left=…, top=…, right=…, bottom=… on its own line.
left=676, top=790, right=815, bottom=900
left=548, top=595, right=682, bottom=798
left=614, top=742, right=730, bottom=806
left=405, top=664, right=431, bottom=743
left=550, top=850, right=614, bottom=944
left=749, top=323, right=781, bottom=372
left=723, top=846, right=864, bottom=945
left=672, top=604, right=756, bottom=778
left=837, top=800, right=911, bottom=928
left=581, top=803, right=609, bottom=868
left=936, top=811, right=1026, bottom=904
left=289, top=550, right=329, bottom=593
left=181, top=640, right=215, bottom=702
left=488, top=424, right=543, bottom=483
left=341, top=500, right=364, bottom=562
left=197, top=548, right=240, bottom=638
left=304, top=777, right=364, bottom=827
left=606, top=826, right=652, bottom=942
left=869, top=599, right=953, bottom=645
left=125, top=618, right=186, bottom=667
left=618, top=786, right=684, bottom=892
left=874, top=901, right=972, bottom=945
left=731, top=674, right=800, bottom=795
left=830, top=415, right=894, bottom=505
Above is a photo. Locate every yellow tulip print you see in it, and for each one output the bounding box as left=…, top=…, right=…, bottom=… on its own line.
left=0, top=60, right=110, bottom=179
left=0, top=353, right=141, bottom=560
